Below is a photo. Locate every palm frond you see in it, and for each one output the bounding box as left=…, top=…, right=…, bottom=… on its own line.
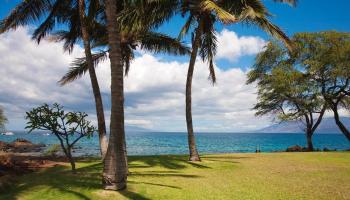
left=201, top=0, right=238, bottom=24
left=178, top=14, right=194, bottom=40
left=118, top=0, right=178, bottom=33
left=31, top=0, right=71, bottom=43
left=58, top=51, right=107, bottom=85
left=236, top=1, right=293, bottom=51
left=49, top=29, right=80, bottom=53
left=139, top=32, right=191, bottom=55
left=273, top=0, right=297, bottom=7
left=0, top=0, right=52, bottom=33
left=199, top=16, right=217, bottom=84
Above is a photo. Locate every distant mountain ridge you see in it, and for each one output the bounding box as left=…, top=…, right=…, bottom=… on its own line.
left=125, top=125, right=151, bottom=132
left=256, top=117, right=350, bottom=134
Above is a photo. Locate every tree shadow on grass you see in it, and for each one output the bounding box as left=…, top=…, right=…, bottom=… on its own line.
left=0, top=155, right=208, bottom=200
left=128, top=155, right=211, bottom=170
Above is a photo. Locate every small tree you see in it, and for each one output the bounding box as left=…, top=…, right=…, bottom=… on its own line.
left=25, top=103, right=95, bottom=172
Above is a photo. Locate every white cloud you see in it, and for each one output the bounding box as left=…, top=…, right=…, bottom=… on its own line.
left=216, top=29, right=266, bottom=62
left=0, top=27, right=271, bottom=132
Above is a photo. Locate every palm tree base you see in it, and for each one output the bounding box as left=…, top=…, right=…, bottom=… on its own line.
left=102, top=182, right=127, bottom=191
left=189, top=155, right=201, bottom=162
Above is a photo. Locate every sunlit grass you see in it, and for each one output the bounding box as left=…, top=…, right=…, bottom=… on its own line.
left=1, top=152, right=350, bottom=200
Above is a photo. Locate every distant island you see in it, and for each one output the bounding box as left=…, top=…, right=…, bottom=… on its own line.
left=256, top=117, right=350, bottom=134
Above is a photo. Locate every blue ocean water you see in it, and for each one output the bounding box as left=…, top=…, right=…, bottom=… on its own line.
left=1, top=131, right=349, bottom=156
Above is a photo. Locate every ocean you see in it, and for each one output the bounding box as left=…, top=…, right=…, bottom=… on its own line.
left=1, top=131, right=349, bottom=156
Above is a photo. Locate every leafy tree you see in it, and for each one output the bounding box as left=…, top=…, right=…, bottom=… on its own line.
left=248, top=42, right=326, bottom=151
left=0, top=107, right=7, bottom=132
left=293, top=31, right=350, bottom=141
left=25, top=103, right=95, bottom=172
left=178, top=0, right=295, bottom=161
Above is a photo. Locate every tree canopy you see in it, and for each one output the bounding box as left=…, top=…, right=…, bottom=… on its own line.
left=25, top=103, right=96, bottom=171
left=247, top=40, right=326, bottom=150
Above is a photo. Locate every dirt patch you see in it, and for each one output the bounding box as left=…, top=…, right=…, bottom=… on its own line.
left=0, top=152, right=65, bottom=191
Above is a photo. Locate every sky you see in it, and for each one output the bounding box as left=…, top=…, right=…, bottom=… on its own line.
left=0, top=0, right=350, bottom=132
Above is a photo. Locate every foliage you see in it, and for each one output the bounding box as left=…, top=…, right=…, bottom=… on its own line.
left=248, top=41, right=325, bottom=122
left=178, top=0, right=295, bottom=83
left=292, top=31, right=350, bottom=140
left=292, top=31, right=350, bottom=108
left=43, top=144, right=61, bottom=157
left=25, top=103, right=96, bottom=171
left=247, top=39, right=327, bottom=150
left=58, top=31, right=191, bottom=85
left=0, top=107, right=7, bottom=132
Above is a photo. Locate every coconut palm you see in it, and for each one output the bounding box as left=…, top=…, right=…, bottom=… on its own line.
left=178, top=0, right=295, bottom=161
left=56, top=26, right=190, bottom=174
left=76, top=0, right=109, bottom=159
left=0, top=0, right=109, bottom=159
left=0, top=107, right=7, bottom=131
left=100, top=0, right=184, bottom=190
left=101, top=0, right=128, bottom=190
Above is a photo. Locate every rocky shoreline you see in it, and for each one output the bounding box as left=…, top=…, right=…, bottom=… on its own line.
left=0, top=139, right=57, bottom=191
left=0, top=138, right=46, bottom=153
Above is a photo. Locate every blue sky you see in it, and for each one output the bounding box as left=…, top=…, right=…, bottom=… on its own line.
left=0, top=0, right=350, bottom=131
left=2, top=0, right=350, bottom=68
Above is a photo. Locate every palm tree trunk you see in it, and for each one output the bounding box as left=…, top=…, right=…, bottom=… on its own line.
left=102, top=0, right=128, bottom=190
left=333, top=106, right=350, bottom=141
left=77, top=0, right=108, bottom=160
left=186, top=28, right=201, bottom=162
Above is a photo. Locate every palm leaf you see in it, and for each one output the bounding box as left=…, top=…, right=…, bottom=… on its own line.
left=0, top=0, right=52, bottom=33
left=198, top=16, right=217, bottom=84
left=178, top=14, right=194, bottom=40
left=58, top=51, right=108, bottom=85
left=139, top=32, right=191, bottom=55
left=200, top=0, right=238, bottom=24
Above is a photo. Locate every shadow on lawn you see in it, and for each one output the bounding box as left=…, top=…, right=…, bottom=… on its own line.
left=0, top=155, right=209, bottom=200
left=128, top=155, right=211, bottom=169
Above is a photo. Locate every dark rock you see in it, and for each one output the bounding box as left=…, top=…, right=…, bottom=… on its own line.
left=286, top=145, right=303, bottom=152
left=0, top=139, right=45, bottom=153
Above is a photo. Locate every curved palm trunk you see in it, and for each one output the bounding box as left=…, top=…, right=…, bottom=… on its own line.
left=102, top=0, right=127, bottom=190
left=78, top=0, right=108, bottom=159
left=186, top=29, right=201, bottom=162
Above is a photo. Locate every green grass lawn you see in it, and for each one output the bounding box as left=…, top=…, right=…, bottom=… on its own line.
left=1, top=152, right=350, bottom=200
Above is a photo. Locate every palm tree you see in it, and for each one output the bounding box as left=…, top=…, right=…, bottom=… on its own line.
left=102, top=0, right=128, bottom=190
left=0, top=0, right=109, bottom=159
left=101, top=0, right=184, bottom=190
left=178, top=0, right=295, bottom=161
left=0, top=107, right=7, bottom=132
left=57, top=28, right=190, bottom=174
left=77, top=0, right=108, bottom=159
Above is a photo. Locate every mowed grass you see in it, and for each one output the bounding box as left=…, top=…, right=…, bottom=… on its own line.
left=1, top=152, right=350, bottom=200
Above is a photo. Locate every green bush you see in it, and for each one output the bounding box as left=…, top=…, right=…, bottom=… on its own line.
left=43, top=144, right=61, bottom=157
